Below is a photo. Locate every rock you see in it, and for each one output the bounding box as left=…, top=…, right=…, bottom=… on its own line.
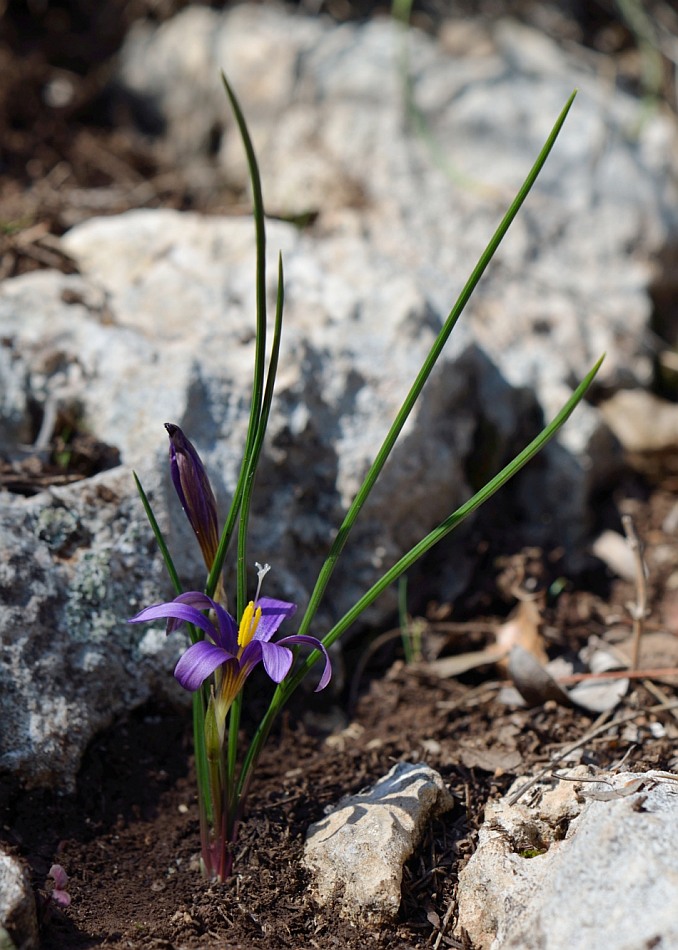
left=0, top=217, right=531, bottom=789
left=0, top=466, right=187, bottom=790
left=303, top=761, right=454, bottom=922
left=56, top=203, right=616, bottom=564
left=599, top=389, right=678, bottom=453
left=116, top=4, right=677, bottom=404
left=0, top=849, right=38, bottom=950
left=1, top=202, right=598, bottom=789
left=591, top=529, right=637, bottom=581
left=455, top=767, right=678, bottom=949
left=112, top=0, right=678, bottom=561
left=12, top=210, right=549, bottom=611
left=564, top=646, right=630, bottom=713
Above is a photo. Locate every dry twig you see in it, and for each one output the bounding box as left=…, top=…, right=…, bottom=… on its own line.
left=507, top=699, right=678, bottom=805
left=622, top=513, right=649, bottom=670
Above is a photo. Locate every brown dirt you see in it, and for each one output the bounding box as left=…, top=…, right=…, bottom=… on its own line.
left=2, top=3, right=678, bottom=948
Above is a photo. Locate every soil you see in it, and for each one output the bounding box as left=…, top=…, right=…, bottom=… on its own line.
left=2, top=3, right=678, bottom=949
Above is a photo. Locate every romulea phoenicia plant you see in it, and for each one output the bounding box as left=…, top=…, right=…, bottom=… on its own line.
left=129, top=76, right=603, bottom=881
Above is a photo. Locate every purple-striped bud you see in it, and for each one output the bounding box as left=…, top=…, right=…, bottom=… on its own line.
left=165, top=423, right=219, bottom=570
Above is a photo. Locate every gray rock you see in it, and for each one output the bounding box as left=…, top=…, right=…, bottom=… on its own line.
left=455, top=767, right=678, bottom=949
left=55, top=209, right=545, bottom=604
left=117, top=5, right=677, bottom=401
left=0, top=346, right=31, bottom=453
left=303, top=761, right=453, bottom=922
left=113, top=1, right=678, bottom=561
left=0, top=215, right=532, bottom=789
left=0, top=186, right=628, bottom=793
left=0, top=849, right=38, bottom=950
left=0, top=466, right=186, bottom=789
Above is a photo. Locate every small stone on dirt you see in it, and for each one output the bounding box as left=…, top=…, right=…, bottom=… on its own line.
left=303, top=761, right=454, bottom=923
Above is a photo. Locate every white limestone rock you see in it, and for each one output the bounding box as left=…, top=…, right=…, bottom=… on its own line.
left=455, top=767, right=678, bottom=949
left=0, top=216, right=526, bottom=790
left=303, top=761, right=454, bottom=922
left=0, top=466, right=186, bottom=789
left=0, top=849, right=38, bottom=950
left=57, top=209, right=544, bottom=605
left=111, top=1, right=678, bottom=563
left=117, top=4, right=677, bottom=402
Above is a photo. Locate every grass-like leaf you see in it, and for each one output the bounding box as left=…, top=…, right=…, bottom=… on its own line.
left=294, top=90, right=578, bottom=644
left=227, top=254, right=285, bottom=795
left=318, top=354, right=604, bottom=652
left=237, top=352, right=603, bottom=796
left=133, top=471, right=182, bottom=597
left=207, top=74, right=271, bottom=611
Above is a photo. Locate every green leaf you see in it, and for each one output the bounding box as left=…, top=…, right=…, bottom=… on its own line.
left=207, top=75, right=271, bottom=609
left=133, top=471, right=182, bottom=597
left=238, top=352, right=603, bottom=800
left=237, top=92, right=601, bottom=801
left=318, top=353, right=604, bottom=653
left=293, top=90, right=579, bottom=644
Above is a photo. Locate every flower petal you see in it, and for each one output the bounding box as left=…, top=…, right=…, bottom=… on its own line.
left=168, top=592, right=237, bottom=649
left=278, top=635, right=332, bottom=691
left=128, top=601, right=218, bottom=640
left=254, top=597, right=297, bottom=643
left=238, top=640, right=292, bottom=683
left=174, top=641, right=233, bottom=691
left=163, top=592, right=212, bottom=636
left=49, top=865, right=68, bottom=890
left=52, top=889, right=71, bottom=908
left=129, top=594, right=237, bottom=651
left=259, top=640, right=295, bottom=682
left=211, top=602, right=238, bottom=652
left=48, top=865, right=71, bottom=907
left=233, top=640, right=262, bottom=681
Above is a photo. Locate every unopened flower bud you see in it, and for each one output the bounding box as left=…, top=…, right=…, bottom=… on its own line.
left=165, top=424, right=220, bottom=570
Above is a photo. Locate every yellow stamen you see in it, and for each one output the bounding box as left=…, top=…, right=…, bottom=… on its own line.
left=237, top=601, right=261, bottom=649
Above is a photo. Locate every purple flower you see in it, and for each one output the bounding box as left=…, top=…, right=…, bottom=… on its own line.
left=129, top=581, right=331, bottom=739
left=165, top=424, right=219, bottom=570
